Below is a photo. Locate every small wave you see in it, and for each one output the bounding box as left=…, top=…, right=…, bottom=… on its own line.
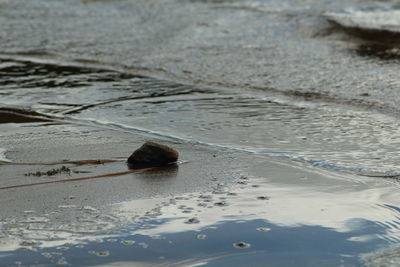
left=30, top=110, right=397, bottom=178
left=1, top=57, right=400, bottom=179
left=0, top=148, right=11, bottom=162
left=325, top=9, right=400, bottom=34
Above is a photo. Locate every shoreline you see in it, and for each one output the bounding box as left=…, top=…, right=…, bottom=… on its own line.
left=0, top=120, right=399, bottom=265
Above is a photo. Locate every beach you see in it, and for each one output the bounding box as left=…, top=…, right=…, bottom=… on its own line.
left=2, top=116, right=399, bottom=266
left=1, top=0, right=400, bottom=266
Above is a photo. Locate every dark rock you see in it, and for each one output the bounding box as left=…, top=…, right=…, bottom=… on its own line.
left=127, top=141, right=179, bottom=168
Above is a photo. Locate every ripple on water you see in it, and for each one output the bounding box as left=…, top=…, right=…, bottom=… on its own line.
left=2, top=57, right=400, bottom=176
left=1, top=40, right=400, bottom=266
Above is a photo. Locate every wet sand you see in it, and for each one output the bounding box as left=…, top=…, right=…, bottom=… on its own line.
left=0, top=120, right=238, bottom=249
left=0, top=122, right=232, bottom=216
left=1, top=119, right=400, bottom=265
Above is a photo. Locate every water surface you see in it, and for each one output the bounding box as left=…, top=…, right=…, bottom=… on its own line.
left=1, top=0, right=400, bottom=266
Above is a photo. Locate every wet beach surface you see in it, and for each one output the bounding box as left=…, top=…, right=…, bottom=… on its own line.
left=1, top=0, right=400, bottom=266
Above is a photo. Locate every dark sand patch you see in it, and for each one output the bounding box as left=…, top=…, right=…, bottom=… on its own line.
left=0, top=108, right=52, bottom=124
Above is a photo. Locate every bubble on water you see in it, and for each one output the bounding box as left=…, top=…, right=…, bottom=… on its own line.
left=57, top=257, right=68, bottom=265
left=121, top=240, right=135, bottom=246
left=233, top=241, right=251, bottom=249
left=214, top=201, right=228, bottom=207
left=185, top=217, right=200, bottom=224
left=42, top=252, right=52, bottom=259
left=197, top=234, right=207, bottom=240
left=89, top=250, right=110, bottom=257
left=97, top=251, right=110, bottom=257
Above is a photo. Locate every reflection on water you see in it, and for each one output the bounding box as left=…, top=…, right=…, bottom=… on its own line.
left=0, top=219, right=385, bottom=266
left=1, top=159, right=399, bottom=266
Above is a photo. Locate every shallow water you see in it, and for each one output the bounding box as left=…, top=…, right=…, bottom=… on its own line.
left=1, top=0, right=400, bottom=266
left=2, top=58, right=400, bottom=175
